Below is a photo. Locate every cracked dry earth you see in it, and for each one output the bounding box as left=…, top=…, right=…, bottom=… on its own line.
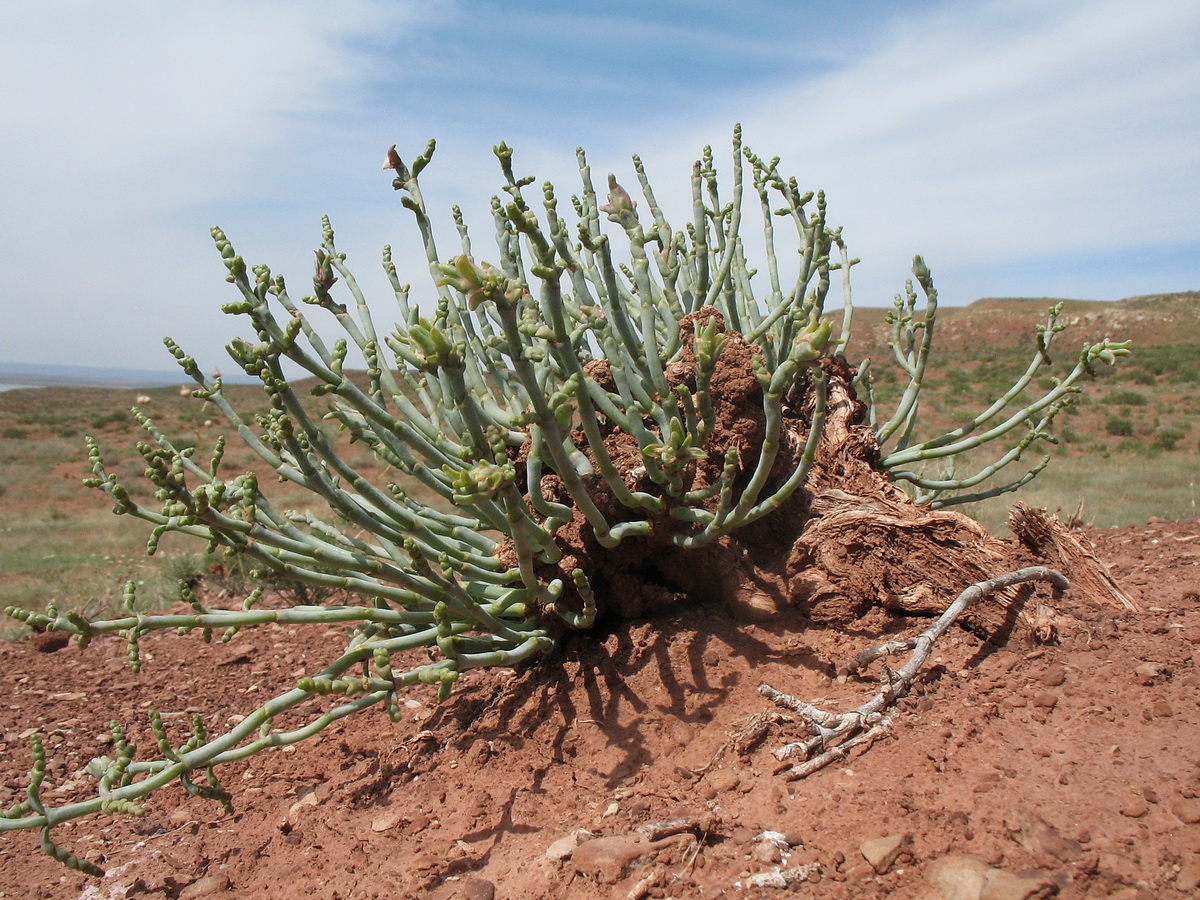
left=1, top=518, right=1199, bottom=900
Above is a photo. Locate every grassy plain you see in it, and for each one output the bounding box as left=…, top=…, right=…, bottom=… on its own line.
left=0, top=381, right=391, bottom=636
left=844, top=292, right=1200, bottom=529
left=1, top=292, right=1197, bottom=635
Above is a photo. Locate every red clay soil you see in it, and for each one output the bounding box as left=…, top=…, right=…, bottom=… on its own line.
left=1, top=519, right=1198, bottom=900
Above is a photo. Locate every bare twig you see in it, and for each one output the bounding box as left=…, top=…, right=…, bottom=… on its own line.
left=760, top=565, right=1069, bottom=779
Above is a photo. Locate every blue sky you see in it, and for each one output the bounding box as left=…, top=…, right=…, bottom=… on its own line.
left=1, top=0, right=1197, bottom=372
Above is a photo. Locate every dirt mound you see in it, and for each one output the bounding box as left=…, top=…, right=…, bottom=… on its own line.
left=2, top=519, right=1199, bottom=899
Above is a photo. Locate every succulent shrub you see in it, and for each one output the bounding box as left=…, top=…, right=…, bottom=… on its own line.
left=2, top=128, right=1128, bottom=874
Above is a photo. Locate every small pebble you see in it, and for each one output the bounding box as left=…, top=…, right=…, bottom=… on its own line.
left=1134, top=661, right=1168, bottom=684
left=1173, top=798, right=1200, bottom=824
left=1032, top=691, right=1059, bottom=709
left=750, top=841, right=782, bottom=865
left=178, top=875, right=231, bottom=899
left=973, top=775, right=1000, bottom=794
left=1038, top=664, right=1068, bottom=687
left=1119, top=798, right=1149, bottom=819
left=545, top=835, right=577, bottom=862
left=706, top=769, right=740, bottom=793
left=859, top=834, right=906, bottom=875
left=371, top=810, right=402, bottom=833
left=924, top=855, right=989, bottom=898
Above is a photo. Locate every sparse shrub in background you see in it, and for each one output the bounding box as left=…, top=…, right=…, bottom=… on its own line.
left=1104, top=390, right=1149, bottom=406
left=944, top=367, right=972, bottom=388
left=1151, top=428, right=1185, bottom=451
left=1136, top=344, right=1200, bottom=379
left=157, top=551, right=214, bottom=592
left=2, top=427, right=27, bottom=440
left=152, top=551, right=335, bottom=607
left=89, top=411, right=129, bottom=430
left=1106, top=415, right=1135, bottom=436
left=871, top=364, right=897, bottom=384
left=1, top=131, right=1128, bottom=874
left=1122, top=368, right=1157, bottom=385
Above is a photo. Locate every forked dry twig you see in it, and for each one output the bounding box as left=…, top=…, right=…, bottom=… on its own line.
left=760, top=565, right=1069, bottom=779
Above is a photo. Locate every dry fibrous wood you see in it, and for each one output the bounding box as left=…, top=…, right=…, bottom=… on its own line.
left=1009, top=502, right=1138, bottom=611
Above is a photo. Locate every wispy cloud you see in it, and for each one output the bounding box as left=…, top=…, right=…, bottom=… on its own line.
left=630, top=0, right=1200, bottom=305
left=0, top=0, right=439, bottom=369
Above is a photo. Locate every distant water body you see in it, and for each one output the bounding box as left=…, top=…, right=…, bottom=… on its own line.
left=0, top=383, right=39, bottom=393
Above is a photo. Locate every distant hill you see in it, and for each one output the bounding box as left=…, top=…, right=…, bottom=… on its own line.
left=0, top=362, right=256, bottom=389
left=0, top=362, right=183, bottom=389
left=3, top=291, right=1196, bottom=389
left=837, top=290, right=1200, bottom=360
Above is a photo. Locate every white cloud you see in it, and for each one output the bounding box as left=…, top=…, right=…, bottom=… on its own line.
left=628, top=0, right=1200, bottom=304
left=0, top=0, right=439, bottom=370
